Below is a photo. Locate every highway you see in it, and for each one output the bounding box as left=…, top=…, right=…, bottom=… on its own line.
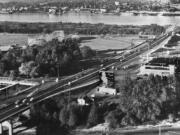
left=0, top=79, right=100, bottom=122
left=0, top=31, right=172, bottom=123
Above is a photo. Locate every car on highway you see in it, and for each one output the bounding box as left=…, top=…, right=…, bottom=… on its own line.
left=14, top=89, right=38, bottom=108
left=15, top=97, right=34, bottom=108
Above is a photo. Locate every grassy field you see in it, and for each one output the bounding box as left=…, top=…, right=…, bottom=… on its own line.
left=0, top=33, right=28, bottom=46
left=81, top=35, right=145, bottom=50
left=0, top=33, right=145, bottom=52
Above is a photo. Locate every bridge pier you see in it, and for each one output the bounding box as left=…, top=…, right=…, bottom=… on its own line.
left=0, top=120, right=13, bottom=135
left=0, top=123, right=2, bottom=134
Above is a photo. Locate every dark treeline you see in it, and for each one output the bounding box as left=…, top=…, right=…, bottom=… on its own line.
left=22, top=75, right=180, bottom=135
left=170, top=0, right=180, bottom=4
left=111, top=74, right=180, bottom=127
left=0, top=22, right=165, bottom=35
left=166, top=34, right=180, bottom=47
left=0, top=38, right=95, bottom=78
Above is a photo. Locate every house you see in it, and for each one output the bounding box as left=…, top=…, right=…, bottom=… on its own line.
left=97, top=86, right=117, bottom=95
left=77, top=96, right=93, bottom=106
left=115, top=1, right=120, bottom=6
left=100, top=8, right=107, bottom=13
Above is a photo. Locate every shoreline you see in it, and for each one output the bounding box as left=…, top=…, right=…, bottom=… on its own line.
left=2, top=10, right=180, bottom=17
left=0, top=22, right=164, bottom=36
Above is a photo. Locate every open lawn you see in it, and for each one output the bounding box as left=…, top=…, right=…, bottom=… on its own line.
left=0, top=33, right=28, bottom=46
left=81, top=35, right=145, bottom=50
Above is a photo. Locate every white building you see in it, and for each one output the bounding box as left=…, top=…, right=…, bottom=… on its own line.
left=97, top=86, right=117, bottom=95
left=115, top=1, right=120, bottom=6
left=77, top=96, right=92, bottom=106
left=77, top=98, right=86, bottom=106
left=100, top=8, right=107, bottom=13
left=139, top=64, right=175, bottom=76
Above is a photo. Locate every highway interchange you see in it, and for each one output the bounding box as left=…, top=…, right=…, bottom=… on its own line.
left=0, top=30, right=173, bottom=124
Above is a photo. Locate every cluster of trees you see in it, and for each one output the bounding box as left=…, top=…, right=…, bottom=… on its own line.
left=140, top=24, right=165, bottom=35
left=166, top=35, right=180, bottom=47
left=27, top=98, right=104, bottom=135
left=22, top=74, right=180, bottom=135
left=170, top=0, right=180, bottom=4
left=0, top=22, right=165, bottom=35
left=0, top=38, right=95, bottom=78
left=106, top=75, right=179, bottom=128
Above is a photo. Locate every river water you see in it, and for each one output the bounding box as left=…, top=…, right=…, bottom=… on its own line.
left=0, top=12, right=180, bottom=25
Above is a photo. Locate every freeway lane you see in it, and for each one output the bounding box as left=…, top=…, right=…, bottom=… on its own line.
left=0, top=79, right=100, bottom=122
left=111, top=33, right=170, bottom=69
left=0, top=32, right=172, bottom=123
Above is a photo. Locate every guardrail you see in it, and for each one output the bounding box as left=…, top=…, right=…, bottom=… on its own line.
left=0, top=79, right=39, bottom=86
left=13, top=85, right=40, bottom=96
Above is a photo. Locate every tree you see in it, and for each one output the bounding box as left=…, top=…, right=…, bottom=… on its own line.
left=87, top=103, right=99, bottom=128
left=80, top=46, right=95, bottom=59
left=9, top=70, right=17, bottom=79
left=0, top=62, right=5, bottom=75
left=29, top=66, right=40, bottom=78
left=105, top=111, right=119, bottom=129
left=59, top=106, right=69, bottom=126
left=68, top=109, right=78, bottom=127
left=170, top=0, right=180, bottom=4
left=19, top=61, right=36, bottom=76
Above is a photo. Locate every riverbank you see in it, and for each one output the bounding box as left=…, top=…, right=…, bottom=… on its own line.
left=0, top=21, right=165, bottom=36
left=4, top=10, right=180, bottom=17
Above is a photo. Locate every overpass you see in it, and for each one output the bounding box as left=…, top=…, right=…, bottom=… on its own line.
left=0, top=27, right=174, bottom=135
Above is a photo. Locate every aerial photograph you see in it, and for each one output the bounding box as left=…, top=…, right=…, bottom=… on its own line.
left=1, top=0, right=180, bottom=135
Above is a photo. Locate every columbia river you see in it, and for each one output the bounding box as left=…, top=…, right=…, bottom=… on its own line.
left=0, top=12, right=180, bottom=25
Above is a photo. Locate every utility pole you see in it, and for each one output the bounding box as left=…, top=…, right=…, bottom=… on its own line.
left=57, top=62, right=60, bottom=79
left=159, top=125, right=161, bottom=135
left=57, top=55, right=61, bottom=80
left=68, top=82, right=71, bottom=106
